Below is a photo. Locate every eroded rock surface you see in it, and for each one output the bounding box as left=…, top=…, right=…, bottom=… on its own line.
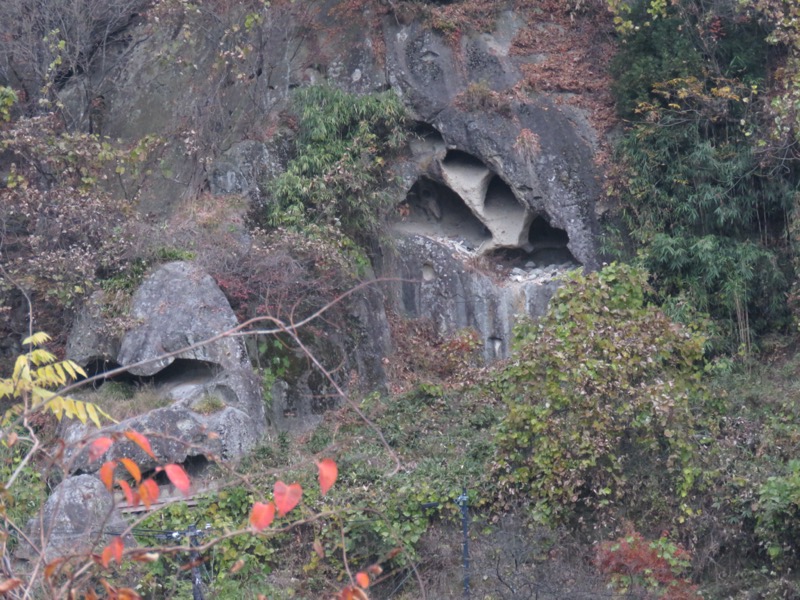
left=389, top=235, right=563, bottom=361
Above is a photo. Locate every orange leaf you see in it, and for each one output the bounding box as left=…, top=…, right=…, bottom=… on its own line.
left=273, top=481, right=302, bottom=517
left=117, top=588, right=141, bottom=600
left=0, top=578, right=22, bottom=593
left=139, top=479, right=159, bottom=509
left=249, top=501, right=275, bottom=531
left=117, top=480, right=139, bottom=507
left=162, top=464, right=190, bottom=496
left=317, top=458, right=338, bottom=496
left=355, top=571, right=370, bottom=589
left=88, top=437, right=113, bottom=462
left=44, top=558, right=63, bottom=581
left=124, top=430, right=156, bottom=459
left=101, top=546, right=112, bottom=569
left=119, top=458, right=141, bottom=484
left=110, top=536, right=124, bottom=564
left=352, top=589, right=369, bottom=600
left=366, top=564, right=383, bottom=576
left=99, top=461, right=116, bottom=491
left=229, top=559, right=245, bottom=574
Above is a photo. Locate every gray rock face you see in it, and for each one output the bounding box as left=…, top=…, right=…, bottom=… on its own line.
left=20, top=475, right=133, bottom=563
left=117, top=262, right=247, bottom=376
left=389, top=235, right=561, bottom=361
left=66, top=290, right=120, bottom=367
left=66, top=261, right=267, bottom=466
left=385, top=15, right=600, bottom=270
left=208, top=138, right=293, bottom=200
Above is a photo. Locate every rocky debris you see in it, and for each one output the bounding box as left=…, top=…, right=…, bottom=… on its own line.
left=117, top=262, right=247, bottom=376
left=18, top=475, right=133, bottom=563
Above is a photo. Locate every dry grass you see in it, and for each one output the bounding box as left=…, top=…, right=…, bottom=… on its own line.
left=78, top=382, right=173, bottom=422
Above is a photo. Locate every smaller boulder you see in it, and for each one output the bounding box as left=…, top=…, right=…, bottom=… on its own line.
left=18, top=475, right=133, bottom=563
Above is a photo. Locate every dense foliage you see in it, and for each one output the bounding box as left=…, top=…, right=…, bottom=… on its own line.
left=263, top=85, right=407, bottom=252
left=494, top=264, right=711, bottom=525
left=608, top=0, right=800, bottom=349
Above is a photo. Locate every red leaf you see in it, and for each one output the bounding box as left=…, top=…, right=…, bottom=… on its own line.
left=99, top=461, right=116, bottom=491
left=117, top=588, right=142, bottom=600
left=139, top=479, right=159, bottom=509
left=162, top=464, right=190, bottom=496
left=249, top=501, right=275, bottom=531
left=119, top=457, right=141, bottom=484
left=110, top=536, right=124, bottom=564
left=273, top=481, right=302, bottom=517
left=317, top=458, right=338, bottom=496
left=43, top=558, right=63, bottom=581
left=88, top=437, right=113, bottom=462
left=100, top=537, right=123, bottom=568
left=117, top=480, right=139, bottom=507
left=124, top=430, right=156, bottom=459
left=355, top=571, right=370, bottom=589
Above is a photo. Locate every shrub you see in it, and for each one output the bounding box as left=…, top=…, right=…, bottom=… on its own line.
left=756, top=460, right=800, bottom=566
left=595, top=529, right=700, bottom=599
left=493, top=263, right=711, bottom=525
left=262, top=85, right=407, bottom=250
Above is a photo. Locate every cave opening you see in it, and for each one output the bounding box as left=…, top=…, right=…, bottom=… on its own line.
left=442, top=148, right=489, bottom=170
left=393, top=177, right=490, bottom=250
left=527, top=215, right=579, bottom=266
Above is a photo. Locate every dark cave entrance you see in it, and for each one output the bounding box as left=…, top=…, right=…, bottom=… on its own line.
left=394, top=176, right=490, bottom=250
left=526, top=215, right=578, bottom=266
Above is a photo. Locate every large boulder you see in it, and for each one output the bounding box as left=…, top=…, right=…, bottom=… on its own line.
left=117, top=261, right=247, bottom=376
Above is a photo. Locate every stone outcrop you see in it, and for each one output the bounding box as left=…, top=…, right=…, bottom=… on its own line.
left=389, top=235, right=563, bottom=362
left=117, top=261, right=247, bottom=376
left=19, top=475, right=133, bottom=563
left=66, top=262, right=267, bottom=463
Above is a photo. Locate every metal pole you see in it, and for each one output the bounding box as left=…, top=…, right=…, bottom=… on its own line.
left=456, top=488, right=470, bottom=599
left=188, top=524, right=204, bottom=600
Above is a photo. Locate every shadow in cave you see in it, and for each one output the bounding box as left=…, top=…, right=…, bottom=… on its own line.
left=526, top=215, right=579, bottom=266
left=393, top=177, right=491, bottom=250
left=442, top=148, right=489, bottom=170
left=83, top=357, right=219, bottom=390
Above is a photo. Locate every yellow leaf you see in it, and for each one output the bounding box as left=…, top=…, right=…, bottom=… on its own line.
left=12, top=356, right=29, bottom=382
left=75, top=401, right=88, bottom=425
left=86, top=402, right=101, bottom=428
left=22, top=332, right=50, bottom=346
left=62, top=398, right=77, bottom=420
left=48, top=397, right=64, bottom=420
left=53, top=362, right=66, bottom=384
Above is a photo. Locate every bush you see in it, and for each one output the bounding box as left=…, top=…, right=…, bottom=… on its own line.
left=262, top=85, right=407, bottom=250
left=493, top=263, right=711, bottom=526
left=756, top=460, right=800, bottom=565
left=595, top=529, right=699, bottom=598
